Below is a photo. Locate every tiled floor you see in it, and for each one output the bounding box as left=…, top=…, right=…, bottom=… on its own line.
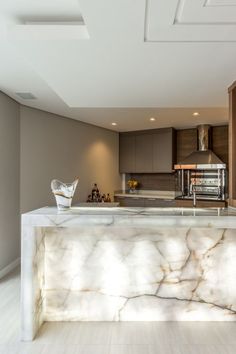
left=0, top=268, right=236, bottom=354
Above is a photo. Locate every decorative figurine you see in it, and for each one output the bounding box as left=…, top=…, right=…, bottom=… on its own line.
left=87, top=183, right=111, bottom=203
left=105, top=193, right=111, bottom=202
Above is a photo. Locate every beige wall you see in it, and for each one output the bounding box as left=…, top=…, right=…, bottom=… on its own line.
left=0, top=95, right=121, bottom=271
left=0, top=92, right=20, bottom=271
left=20, top=106, right=121, bottom=213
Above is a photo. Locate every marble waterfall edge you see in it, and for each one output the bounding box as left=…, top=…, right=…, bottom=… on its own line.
left=21, top=207, right=236, bottom=340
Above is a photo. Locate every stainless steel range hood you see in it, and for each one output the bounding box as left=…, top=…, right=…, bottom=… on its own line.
left=174, top=125, right=226, bottom=170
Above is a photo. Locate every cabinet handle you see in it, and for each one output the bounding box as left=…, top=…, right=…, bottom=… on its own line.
left=147, top=198, right=156, bottom=201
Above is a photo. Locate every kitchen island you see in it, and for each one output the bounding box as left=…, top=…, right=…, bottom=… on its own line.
left=21, top=207, right=236, bottom=341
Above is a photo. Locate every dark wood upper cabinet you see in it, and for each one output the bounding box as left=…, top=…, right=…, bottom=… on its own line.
left=135, top=134, right=153, bottom=172
left=119, top=135, right=135, bottom=173
left=153, top=128, right=175, bottom=173
left=119, top=128, right=175, bottom=173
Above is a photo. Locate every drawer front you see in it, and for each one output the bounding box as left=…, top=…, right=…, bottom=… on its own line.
left=144, top=198, right=176, bottom=207
left=115, top=196, right=175, bottom=207
left=175, top=199, right=226, bottom=208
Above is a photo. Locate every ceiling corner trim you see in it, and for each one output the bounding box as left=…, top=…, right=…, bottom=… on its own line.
left=7, top=23, right=90, bottom=41
left=144, top=0, right=236, bottom=42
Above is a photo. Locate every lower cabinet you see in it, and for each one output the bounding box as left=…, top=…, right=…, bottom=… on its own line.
left=144, top=198, right=176, bottom=207
left=115, top=196, right=226, bottom=208
left=175, top=199, right=226, bottom=208
left=114, top=196, right=176, bottom=207
left=114, top=197, right=145, bottom=207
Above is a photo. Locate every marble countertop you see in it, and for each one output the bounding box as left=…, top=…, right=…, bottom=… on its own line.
left=21, top=205, right=236, bottom=340
left=22, top=206, right=236, bottom=229
left=74, top=202, right=120, bottom=207
left=114, top=190, right=178, bottom=199
left=24, top=206, right=236, bottom=217
left=35, top=226, right=236, bottom=324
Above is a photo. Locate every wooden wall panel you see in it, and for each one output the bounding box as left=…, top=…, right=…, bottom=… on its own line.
left=228, top=82, right=236, bottom=206
left=176, top=126, right=228, bottom=164
left=176, top=129, right=197, bottom=163
left=212, top=125, right=228, bottom=165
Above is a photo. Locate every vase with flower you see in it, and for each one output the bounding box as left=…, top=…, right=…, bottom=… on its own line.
left=127, top=178, right=139, bottom=194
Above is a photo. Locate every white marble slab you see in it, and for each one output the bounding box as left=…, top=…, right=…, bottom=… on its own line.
left=21, top=207, right=236, bottom=341
left=22, top=206, right=236, bottom=228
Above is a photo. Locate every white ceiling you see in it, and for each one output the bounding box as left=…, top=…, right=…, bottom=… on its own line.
left=0, top=0, right=235, bottom=131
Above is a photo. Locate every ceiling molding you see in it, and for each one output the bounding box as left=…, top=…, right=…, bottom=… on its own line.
left=145, top=0, right=236, bottom=42
left=0, top=0, right=233, bottom=127
left=7, top=23, right=89, bottom=40
left=176, top=0, right=236, bottom=24
left=205, top=0, right=236, bottom=6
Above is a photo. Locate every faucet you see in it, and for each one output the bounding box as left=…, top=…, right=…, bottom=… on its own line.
left=193, top=189, right=197, bottom=208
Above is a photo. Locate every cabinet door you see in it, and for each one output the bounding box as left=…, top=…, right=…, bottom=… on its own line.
left=153, top=129, right=174, bottom=173
left=123, top=197, right=145, bottom=207
left=114, top=196, right=145, bottom=207
left=135, top=134, right=153, bottom=172
left=114, top=196, right=126, bottom=206
left=119, top=135, right=135, bottom=173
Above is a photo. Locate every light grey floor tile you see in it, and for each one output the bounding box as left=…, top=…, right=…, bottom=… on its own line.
left=110, top=345, right=149, bottom=354
left=69, top=322, right=113, bottom=345
left=150, top=343, right=236, bottom=354
left=63, top=345, right=110, bottom=354
left=111, top=322, right=151, bottom=345
left=37, top=321, right=113, bottom=345
left=0, top=342, right=45, bottom=354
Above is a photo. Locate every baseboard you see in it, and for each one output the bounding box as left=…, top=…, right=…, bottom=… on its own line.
left=0, top=258, right=20, bottom=280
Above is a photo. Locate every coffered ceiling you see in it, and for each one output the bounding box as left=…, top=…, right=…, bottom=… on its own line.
left=146, top=0, right=236, bottom=41
left=0, top=0, right=235, bottom=131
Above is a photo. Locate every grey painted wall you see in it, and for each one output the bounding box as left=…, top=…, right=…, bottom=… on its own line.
left=0, top=94, right=121, bottom=271
left=0, top=92, right=20, bottom=271
left=20, top=106, right=121, bottom=213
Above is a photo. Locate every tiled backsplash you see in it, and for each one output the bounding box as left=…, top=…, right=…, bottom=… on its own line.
left=126, top=173, right=176, bottom=191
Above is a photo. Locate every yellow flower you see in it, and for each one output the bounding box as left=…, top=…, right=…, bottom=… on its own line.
left=127, top=179, right=138, bottom=189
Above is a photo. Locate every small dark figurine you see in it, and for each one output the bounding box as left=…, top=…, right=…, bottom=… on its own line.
left=87, top=183, right=111, bottom=203
left=86, top=194, right=93, bottom=202
left=105, top=193, right=111, bottom=203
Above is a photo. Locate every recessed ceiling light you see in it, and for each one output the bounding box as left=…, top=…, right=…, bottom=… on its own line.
left=111, top=122, right=117, bottom=126
left=193, top=112, right=200, bottom=116
left=150, top=117, right=156, bottom=121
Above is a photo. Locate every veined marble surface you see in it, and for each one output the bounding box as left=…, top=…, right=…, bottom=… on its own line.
left=23, top=206, right=236, bottom=229
left=21, top=207, right=236, bottom=340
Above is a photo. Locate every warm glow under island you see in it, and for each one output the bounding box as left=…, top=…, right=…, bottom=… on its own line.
left=21, top=207, right=236, bottom=341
